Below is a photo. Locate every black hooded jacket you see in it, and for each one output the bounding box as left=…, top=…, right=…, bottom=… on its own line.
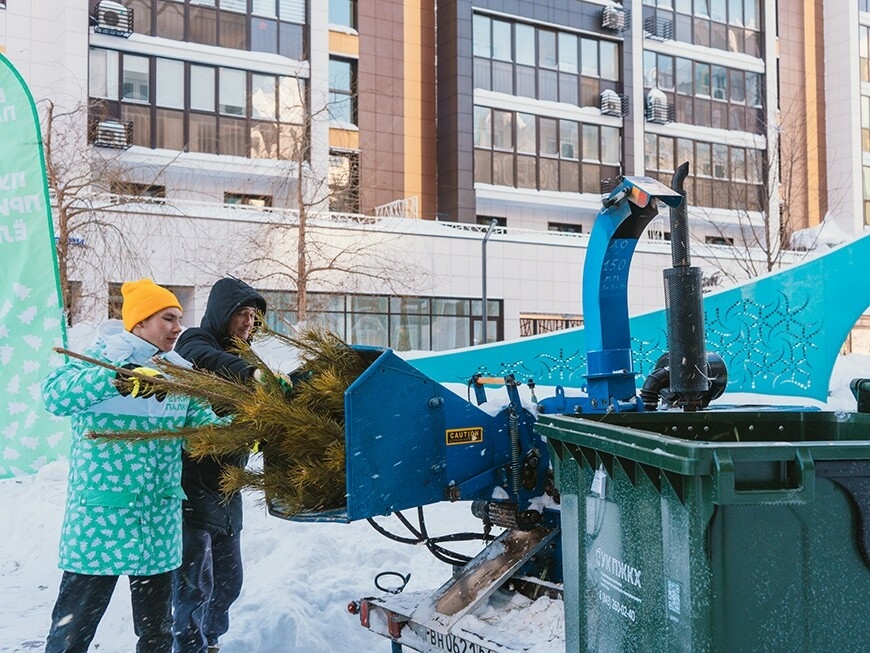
left=175, top=278, right=267, bottom=534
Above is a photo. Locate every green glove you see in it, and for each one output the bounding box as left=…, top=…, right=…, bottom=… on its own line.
left=115, top=364, right=167, bottom=401
left=276, top=372, right=295, bottom=396
left=278, top=369, right=313, bottom=397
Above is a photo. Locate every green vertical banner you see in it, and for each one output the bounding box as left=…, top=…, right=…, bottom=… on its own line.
left=0, top=54, right=68, bottom=478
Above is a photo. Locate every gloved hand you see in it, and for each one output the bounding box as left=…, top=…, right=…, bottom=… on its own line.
left=114, top=364, right=167, bottom=401
left=276, top=372, right=295, bottom=397
left=278, top=369, right=314, bottom=398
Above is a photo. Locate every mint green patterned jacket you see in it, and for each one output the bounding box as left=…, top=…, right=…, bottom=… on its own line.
left=42, top=320, right=220, bottom=576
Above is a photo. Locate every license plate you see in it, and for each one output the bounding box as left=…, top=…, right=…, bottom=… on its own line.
left=425, top=629, right=497, bottom=653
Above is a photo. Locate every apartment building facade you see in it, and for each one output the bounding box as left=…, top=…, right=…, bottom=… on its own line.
left=0, top=1, right=862, bottom=352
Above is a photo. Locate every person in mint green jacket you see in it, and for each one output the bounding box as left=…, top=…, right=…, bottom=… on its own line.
left=42, top=278, right=221, bottom=653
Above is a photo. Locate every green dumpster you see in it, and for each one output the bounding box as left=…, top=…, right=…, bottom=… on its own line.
left=537, top=410, right=870, bottom=653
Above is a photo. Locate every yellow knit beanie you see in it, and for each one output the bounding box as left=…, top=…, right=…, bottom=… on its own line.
left=121, top=278, right=182, bottom=331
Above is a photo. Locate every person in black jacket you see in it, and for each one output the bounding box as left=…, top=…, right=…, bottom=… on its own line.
left=172, top=277, right=267, bottom=653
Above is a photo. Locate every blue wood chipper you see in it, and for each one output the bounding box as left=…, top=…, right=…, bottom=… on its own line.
left=272, top=165, right=870, bottom=653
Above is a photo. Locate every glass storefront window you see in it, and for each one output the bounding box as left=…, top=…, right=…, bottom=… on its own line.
left=390, top=314, right=430, bottom=351
left=351, top=295, right=388, bottom=313
left=351, top=314, right=389, bottom=347
left=259, top=292, right=498, bottom=351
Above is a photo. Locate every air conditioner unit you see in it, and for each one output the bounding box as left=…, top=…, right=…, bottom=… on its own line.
left=93, top=120, right=133, bottom=149
left=600, top=90, right=628, bottom=117
left=645, top=90, right=672, bottom=124
left=602, top=5, right=626, bottom=31
left=643, top=15, right=673, bottom=41
left=93, top=1, right=134, bottom=38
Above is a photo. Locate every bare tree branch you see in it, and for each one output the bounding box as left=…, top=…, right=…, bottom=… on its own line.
left=42, top=99, right=185, bottom=324
left=688, top=99, right=823, bottom=283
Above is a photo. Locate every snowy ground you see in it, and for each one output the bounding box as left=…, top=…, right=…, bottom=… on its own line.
left=0, top=461, right=515, bottom=653
left=1, top=353, right=866, bottom=653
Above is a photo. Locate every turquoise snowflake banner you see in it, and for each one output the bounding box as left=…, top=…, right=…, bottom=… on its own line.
left=0, top=53, right=68, bottom=478
left=409, top=235, right=870, bottom=402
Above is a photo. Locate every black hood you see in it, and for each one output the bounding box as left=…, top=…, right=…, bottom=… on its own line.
left=200, top=278, right=267, bottom=346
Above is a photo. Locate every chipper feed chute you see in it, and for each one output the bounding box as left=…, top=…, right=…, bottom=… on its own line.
left=270, top=346, right=552, bottom=526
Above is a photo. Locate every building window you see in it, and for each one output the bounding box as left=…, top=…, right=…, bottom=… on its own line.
left=473, top=106, right=621, bottom=194
left=329, top=151, right=359, bottom=212
left=128, top=0, right=306, bottom=59
left=645, top=133, right=765, bottom=212
left=472, top=13, right=620, bottom=109
left=225, top=192, right=272, bottom=206
left=107, top=282, right=123, bottom=321
left=110, top=182, right=166, bottom=198
left=642, top=0, right=761, bottom=56
left=705, top=235, right=735, bottom=246
left=328, top=57, right=357, bottom=125
left=477, top=215, right=506, bottom=227
left=121, top=55, right=150, bottom=103
left=89, top=48, right=307, bottom=159
left=548, top=222, right=582, bottom=233
left=259, top=292, right=503, bottom=351
left=329, top=0, right=356, bottom=29
left=63, top=280, right=82, bottom=326
left=644, top=50, right=763, bottom=134
left=520, top=313, right=583, bottom=337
